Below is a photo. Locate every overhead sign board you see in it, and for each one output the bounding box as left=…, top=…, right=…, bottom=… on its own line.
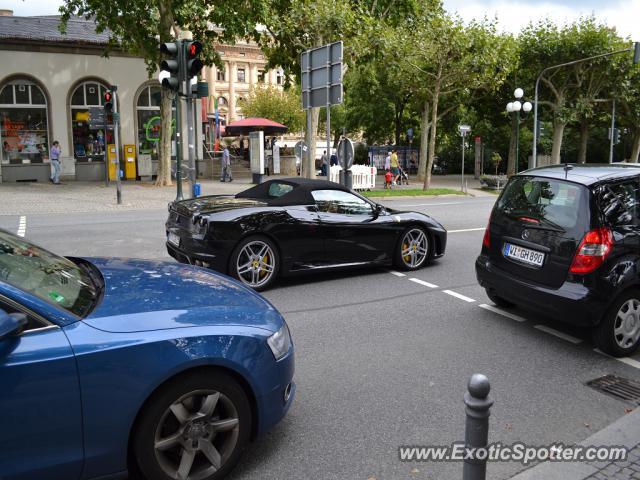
left=301, top=41, right=343, bottom=109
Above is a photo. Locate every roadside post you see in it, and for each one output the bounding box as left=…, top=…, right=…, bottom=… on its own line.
left=458, top=125, right=471, bottom=193
left=110, top=86, right=122, bottom=205
left=337, top=137, right=354, bottom=189
left=462, top=373, right=493, bottom=480
left=301, top=41, right=343, bottom=179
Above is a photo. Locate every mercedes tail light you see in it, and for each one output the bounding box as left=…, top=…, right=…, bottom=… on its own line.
left=569, top=227, right=614, bottom=274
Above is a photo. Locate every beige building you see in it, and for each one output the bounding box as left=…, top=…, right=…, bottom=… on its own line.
left=0, top=11, right=283, bottom=183
left=203, top=40, right=284, bottom=128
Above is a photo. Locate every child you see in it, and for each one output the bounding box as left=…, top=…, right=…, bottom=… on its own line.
left=385, top=169, right=393, bottom=189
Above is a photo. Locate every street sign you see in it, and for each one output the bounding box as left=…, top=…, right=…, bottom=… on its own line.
left=458, top=124, right=471, bottom=136
left=301, top=41, right=343, bottom=109
left=294, top=140, right=308, bottom=160
left=337, top=138, right=354, bottom=169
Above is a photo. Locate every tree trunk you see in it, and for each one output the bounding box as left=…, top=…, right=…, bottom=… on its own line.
left=156, top=90, right=174, bottom=186
left=577, top=119, right=589, bottom=164
left=507, top=113, right=517, bottom=176
left=631, top=129, right=640, bottom=163
left=303, top=107, right=319, bottom=178
left=417, top=99, right=430, bottom=182
left=423, top=80, right=440, bottom=190
left=155, top=0, right=174, bottom=186
left=550, top=120, right=566, bottom=164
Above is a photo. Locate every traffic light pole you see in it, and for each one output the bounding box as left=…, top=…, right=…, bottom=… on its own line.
left=112, top=88, right=122, bottom=205
left=609, top=99, right=616, bottom=164
left=174, top=93, right=184, bottom=201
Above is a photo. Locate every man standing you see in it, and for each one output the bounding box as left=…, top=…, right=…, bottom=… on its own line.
left=320, top=150, right=328, bottom=176
left=50, top=141, right=61, bottom=185
left=221, top=146, right=233, bottom=182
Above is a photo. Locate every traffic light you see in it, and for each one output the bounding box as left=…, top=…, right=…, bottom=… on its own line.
left=160, top=41, right=182, bottom=92
left=634, top=42, right=640, bottom=65
left=614, top=128, right=621, bottom=145
left=184, top=41, right=204, bottom=96
left=103, top=90, right=113, bottom=112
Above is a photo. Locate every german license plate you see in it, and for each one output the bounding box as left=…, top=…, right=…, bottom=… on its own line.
left=168, top=232, right=180, bottom=247
left=503, top=242, right=545, bottom=267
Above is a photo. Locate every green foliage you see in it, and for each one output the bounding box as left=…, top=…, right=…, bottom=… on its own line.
left=238, top=86, right=305, bottom=134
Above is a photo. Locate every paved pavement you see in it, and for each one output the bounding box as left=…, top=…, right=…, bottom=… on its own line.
left=0, top=174, right=494, bottom=216
left=0, top=191, right=638, bottom=480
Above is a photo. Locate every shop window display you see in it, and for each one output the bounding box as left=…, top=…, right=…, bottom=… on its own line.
left=0, top=80, right=49, bottom=165
left=70, top=81, right=113, bottom=162
left=136, top=85, right=175, bottom=160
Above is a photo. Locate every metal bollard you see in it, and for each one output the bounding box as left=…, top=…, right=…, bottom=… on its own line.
left=463, top=373, right=493, bottom=480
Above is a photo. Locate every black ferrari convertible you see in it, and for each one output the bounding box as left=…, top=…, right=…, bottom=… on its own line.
left=166, top=178, right=447, bottom=290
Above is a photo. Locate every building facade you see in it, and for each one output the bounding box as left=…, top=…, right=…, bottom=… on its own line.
left=0, top=11, right=282, bottom=183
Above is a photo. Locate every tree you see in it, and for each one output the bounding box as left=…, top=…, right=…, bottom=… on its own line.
left=59, top=0, right=265, bottom=186
left=519, top=17, right=623, bottom=165
left=617, top=56, right=640, bottom=162
left=398, top=13, right=513, bottom=189
left=238, top=86, right=305, bottom=134
left=259, top=0, right=422, bottom=177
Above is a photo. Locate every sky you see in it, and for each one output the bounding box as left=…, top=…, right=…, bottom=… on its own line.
left=2, top=0, right=638, bottom=39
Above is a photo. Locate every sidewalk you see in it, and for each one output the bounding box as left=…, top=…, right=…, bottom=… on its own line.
left=0, top=174, right=495, bottom=216
left=510, top=408, right=640, bottom=480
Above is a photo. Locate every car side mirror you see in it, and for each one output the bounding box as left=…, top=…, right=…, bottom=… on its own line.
left=0, top=310, right=28, bottom=340
left=374, top=204, right=385, bottom=217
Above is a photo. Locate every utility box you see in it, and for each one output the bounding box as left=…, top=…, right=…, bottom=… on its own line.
left=138, top=153, right=153, bottom=181
left=107, top=144, right=118, bottom=180
left=124, top=144, right=137, bottom=180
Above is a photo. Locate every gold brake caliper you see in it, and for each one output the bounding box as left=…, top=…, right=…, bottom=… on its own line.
left=402, top=242, right=410, bottom=262
left=259, top=254, right=269, bottom=277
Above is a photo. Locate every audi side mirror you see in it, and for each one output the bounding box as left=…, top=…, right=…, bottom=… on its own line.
left=0, top=310, right=28, bottom=340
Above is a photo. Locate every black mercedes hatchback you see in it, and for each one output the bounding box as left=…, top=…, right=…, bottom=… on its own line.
left=476, top=164, right=640, bottom=357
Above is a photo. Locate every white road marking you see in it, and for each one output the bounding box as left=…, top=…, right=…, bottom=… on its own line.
left=443, top=290, right=476, bottom=302
left=387, top=270, right=406, bottom=277
left=448, top=228, right=486, bottom=233
left=534, top=325, right=582, bottom=344
left=478, top=304, right=527, bottom=322
left=409, top=278, right=438, bottom=288
left=593, top=349, right=640, bottom=370
left=17, top=216, right=26, bottom=237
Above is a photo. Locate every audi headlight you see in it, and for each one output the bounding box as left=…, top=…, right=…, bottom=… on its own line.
left=267, top=323, right=292, bottom=360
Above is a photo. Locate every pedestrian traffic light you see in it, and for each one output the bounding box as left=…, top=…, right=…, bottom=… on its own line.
left=160, top=41, right=182, bottom=92
left=184, top=40, right=203, bottom=83
left=103, top=90, right=113, bottom=112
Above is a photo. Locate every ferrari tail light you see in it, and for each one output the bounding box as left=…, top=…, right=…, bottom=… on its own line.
left=569, top=227, right=614, bottom=274
left=482, top=219, right=491, bottom=249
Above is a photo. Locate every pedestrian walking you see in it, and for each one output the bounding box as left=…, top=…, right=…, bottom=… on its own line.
left=50, top=140, right=61, bottom=184
left=330, top=152, right=338, bottom=166
left=390, top=149, right=400, bottom=185
left=221, top=146, right=233, bottom=182
left=320, top=150, right=328, bottom=176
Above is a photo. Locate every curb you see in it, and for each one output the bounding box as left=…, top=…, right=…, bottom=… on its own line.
left=510, top=408, right=640, bottom=480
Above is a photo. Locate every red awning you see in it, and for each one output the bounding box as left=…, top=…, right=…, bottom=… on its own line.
left=224, top=117, right=288, bottom=136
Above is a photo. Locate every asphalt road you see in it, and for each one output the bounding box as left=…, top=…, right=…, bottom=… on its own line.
left=1, top=195, right=639, bottom=480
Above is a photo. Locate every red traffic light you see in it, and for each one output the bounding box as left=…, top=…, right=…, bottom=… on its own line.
left=187, top=41, right=202, bottom=58
left=104, top=91, right=112, bottom=102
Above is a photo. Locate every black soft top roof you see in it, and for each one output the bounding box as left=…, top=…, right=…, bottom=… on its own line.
left=236, top=177, right=352, bottom=206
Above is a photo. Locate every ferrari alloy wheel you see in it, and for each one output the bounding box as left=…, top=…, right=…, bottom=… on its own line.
left=396, top=227, right=430, bottom=270
left=134, top=371, right=251, bottom=480
left=231, top=236, right=279, bottom=291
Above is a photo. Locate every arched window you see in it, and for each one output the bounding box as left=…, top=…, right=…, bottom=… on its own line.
left=217, top=96, right=228, bottom=109
left=136, top=84, right=175, bottom=161
left=69, top=80, right=112, bottom=162
left=0, top=79, right=49, bottom=165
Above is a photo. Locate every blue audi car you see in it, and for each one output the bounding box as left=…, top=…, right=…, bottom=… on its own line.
left=0, top=229, right=295, bottom=480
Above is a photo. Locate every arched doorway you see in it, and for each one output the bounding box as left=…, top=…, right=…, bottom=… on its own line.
left=69, top=80, right=112, bottom=162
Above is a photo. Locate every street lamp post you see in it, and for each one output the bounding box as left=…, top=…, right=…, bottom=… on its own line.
left=458, top=124, right=471, bottom=192
left=506, top=88, right=532, bottom=173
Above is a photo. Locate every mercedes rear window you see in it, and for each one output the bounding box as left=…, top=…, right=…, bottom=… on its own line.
left=497, top=176, right=586, bottom=230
